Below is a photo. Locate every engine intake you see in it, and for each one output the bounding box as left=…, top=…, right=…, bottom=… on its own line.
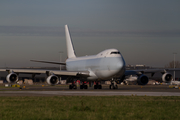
left=162, top=73, right=173, bottom=82
left=137, top=74, right=149, bottom=85
left=46, top=75, right=59, bottom=85
left=6, top=73, right=18, bottom=83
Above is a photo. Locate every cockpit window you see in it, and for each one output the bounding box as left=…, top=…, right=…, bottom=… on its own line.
left=110, top=51, right=120, bottom=54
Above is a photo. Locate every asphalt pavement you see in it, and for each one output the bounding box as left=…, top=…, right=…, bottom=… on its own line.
left=0, top=84, right=180, bottom=96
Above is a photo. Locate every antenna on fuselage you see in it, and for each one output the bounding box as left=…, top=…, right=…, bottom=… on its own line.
left=65, top=25, right=76, bottom=58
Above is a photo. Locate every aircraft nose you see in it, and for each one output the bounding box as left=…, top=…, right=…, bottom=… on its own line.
left=108, top=57, right=125, bottom=73
left=116, top=58, right=125, bottom=71
left=116, top=59, right=124, bottom=70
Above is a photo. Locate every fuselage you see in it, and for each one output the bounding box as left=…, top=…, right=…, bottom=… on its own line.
left=66, top=49, right=126, bottom=80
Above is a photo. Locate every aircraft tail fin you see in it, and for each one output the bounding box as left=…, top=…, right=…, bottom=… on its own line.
left=65, top=25, right=76, bottom=58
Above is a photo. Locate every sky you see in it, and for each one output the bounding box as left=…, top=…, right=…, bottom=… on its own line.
left=0, top=0, right=180, bottom=67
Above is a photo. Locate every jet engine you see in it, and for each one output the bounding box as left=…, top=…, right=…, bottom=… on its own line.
left=162, top=73, right=173, bottom=82
left=46, top=75, right=59, bottom=85
left=137, top=74, right=149, bottom=85
left=6, top=73, right=19, bottom=83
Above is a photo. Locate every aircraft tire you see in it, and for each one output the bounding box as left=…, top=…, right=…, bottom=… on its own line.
left=98, top=85, right=102, bottom=89
left=84, top=85, right=88, bottom=89
left=111, top=85, right=114, bottom=89
left=69, top=85, right=72, bottom=89
left=73, top=85, right=77, bottom=89
left=80, top=85, right=83, bottom=89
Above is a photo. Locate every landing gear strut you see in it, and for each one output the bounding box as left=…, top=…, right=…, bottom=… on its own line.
left=94, top=81, right=102, bottom=89
left=109, top=78, right=118, bottom=89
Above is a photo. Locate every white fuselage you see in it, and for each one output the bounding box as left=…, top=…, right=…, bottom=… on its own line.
left=66, top=49, right=126, bottom=80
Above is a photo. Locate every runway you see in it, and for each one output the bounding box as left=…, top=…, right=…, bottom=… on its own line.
left=0, top=85, right=180, bottom=96
left=0, top=91, right=180, bottom=96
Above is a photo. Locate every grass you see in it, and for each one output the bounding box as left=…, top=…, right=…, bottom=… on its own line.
left=0, top=96, right=180, bottom=120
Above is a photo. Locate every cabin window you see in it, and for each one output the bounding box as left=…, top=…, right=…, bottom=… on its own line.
left=110, top=52, right=120, bottom=54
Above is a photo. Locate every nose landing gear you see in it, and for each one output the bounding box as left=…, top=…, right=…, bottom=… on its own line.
left=109, top=78, right=118, bottom=89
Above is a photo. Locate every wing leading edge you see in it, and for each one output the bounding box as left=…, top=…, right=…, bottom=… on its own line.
left=0, top=69, right=89, bottom=77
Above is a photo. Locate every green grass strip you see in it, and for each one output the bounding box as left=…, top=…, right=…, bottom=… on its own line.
left=0, top=96, right=180, bottom=120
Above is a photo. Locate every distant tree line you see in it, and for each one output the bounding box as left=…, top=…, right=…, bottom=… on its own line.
left=165, top=61, right=180, bottom=68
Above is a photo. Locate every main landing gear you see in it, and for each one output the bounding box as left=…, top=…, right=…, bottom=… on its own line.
left=94, top=81, right=102, bottom=89
left=69, top=80, right=88, bottom=89
left=80, top=81, right=88, bottom=89
left=109, top=78, right=118, bottom=89
left=69, top=80, right=77, bottom=89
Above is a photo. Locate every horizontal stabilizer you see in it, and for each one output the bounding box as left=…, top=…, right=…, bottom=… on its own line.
left=31, top=60, right=66, bottom=65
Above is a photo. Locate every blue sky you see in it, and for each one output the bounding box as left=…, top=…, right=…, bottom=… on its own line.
left=0, top=0, right=180, bottom=67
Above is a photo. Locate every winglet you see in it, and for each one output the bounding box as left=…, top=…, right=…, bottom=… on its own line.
left=65, top=25, right=76, bottom=58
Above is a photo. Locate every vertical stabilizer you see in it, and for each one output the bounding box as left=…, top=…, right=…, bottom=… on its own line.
left=65, top=25, right=76, bottom=58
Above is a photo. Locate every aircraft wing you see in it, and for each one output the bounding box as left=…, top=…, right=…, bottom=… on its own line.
left=0, top=68, right=90, bottom=85
left=0, top=69, right=89, bottom=77
left=125, top=69, right=169, bottom=76
left=30, top=60, right=66, bottom=65
left=124, top=68, right=177, bottom=85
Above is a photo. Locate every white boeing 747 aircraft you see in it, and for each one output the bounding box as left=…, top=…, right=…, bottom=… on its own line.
left=0, top=25, right=173, bottom=89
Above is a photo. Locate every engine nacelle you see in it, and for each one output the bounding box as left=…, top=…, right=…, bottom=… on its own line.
left=46, top=75, right=59, bottom=85
left=6, top=73, right=19, bottom=83
left=162, top=73, right=173, bottom=82
left=137, top=74, right=149, bottom=85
